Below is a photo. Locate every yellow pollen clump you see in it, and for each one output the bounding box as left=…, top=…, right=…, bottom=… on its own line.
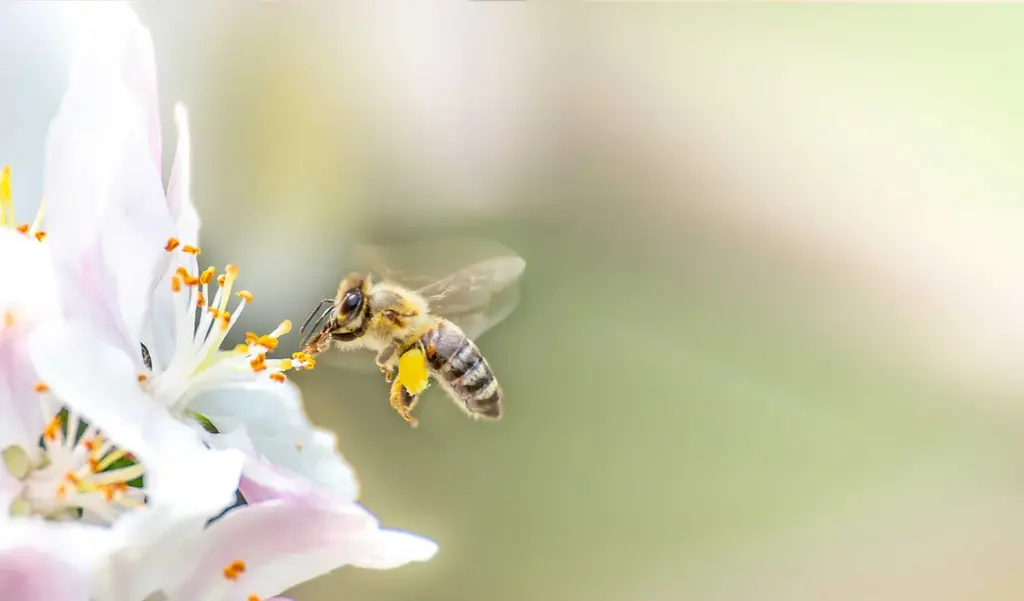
left=200, top=267, right=216, bottom=285
left=33, top=231, right=46, bottom=242
left=223, top=560, right=247, bottom=581
left=196, top=291, right=206, bottom=308
left=15, top=224, right=28, bottom=234
left=270, top=372, right=286, bottom=383
left=236, top=290, right=253, bottom=303
left=218, top=311, right=231, bottom=331
left=34, top=382, right=49, bottom=393
left=249, top=594, right=261, bottom=601
left=165, top=238, right=181, bottom=252
left=182, top=244, right=201, bottom=255
left=217, top=274, right=226, bottom=286
left=43, top=416, right=62, bottom=441
left=137, top=373, right=148, bottom=382
left=171, top=276, right=182, bottom=293
left=397, top=348, right=430, bottom=395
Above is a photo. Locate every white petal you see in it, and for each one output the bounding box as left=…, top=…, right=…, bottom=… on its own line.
left=167, top=103, right=200, bottom=245
left=0, top=337, right=44, bottom=453
left=190, top=380, right=359, bottom=500
left=0, top=229, right=58, bottom=328
left=43, top=2, right=173, bottom=355
left=27, top=320, right=244, bottom=520
left=0, top=547, right=90, bottom=601
left=164, top=498, right=436, bottom=601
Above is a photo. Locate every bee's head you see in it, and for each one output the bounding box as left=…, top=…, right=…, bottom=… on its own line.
left=330, top=273, right=371, bottom=341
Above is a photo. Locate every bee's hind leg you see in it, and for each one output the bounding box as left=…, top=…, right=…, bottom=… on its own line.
left=389, top=379, right=420, bottom=427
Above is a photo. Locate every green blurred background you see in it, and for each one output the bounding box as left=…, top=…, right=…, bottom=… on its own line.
left=6, top=2, right=1024, bottom=600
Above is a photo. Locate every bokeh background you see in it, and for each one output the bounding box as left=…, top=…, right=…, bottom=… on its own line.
left=5, top=2, right=1024, bottom=600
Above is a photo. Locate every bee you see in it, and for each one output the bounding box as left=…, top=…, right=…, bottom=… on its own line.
left=300, top=238, right=525, bottom=427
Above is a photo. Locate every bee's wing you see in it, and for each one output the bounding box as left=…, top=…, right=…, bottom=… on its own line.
left=415, top=254, right=526, bottom=340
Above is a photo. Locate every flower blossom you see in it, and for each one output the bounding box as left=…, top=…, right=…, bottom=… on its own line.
left=0, top=164, right=245, bottom=601
left=29, top=1, right=355, bottom=497
left=0, top=2, right=438, bottom=599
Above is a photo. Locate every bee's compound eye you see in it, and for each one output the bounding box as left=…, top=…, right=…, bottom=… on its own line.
left=341, top=290, right=362, bottom=315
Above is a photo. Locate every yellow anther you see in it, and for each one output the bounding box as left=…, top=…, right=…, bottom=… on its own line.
left=236, top=290, right=253, bottom=303
left=200, top=267, right=216, bottom=285
left=226, top=264, right=239, bottom=278
left=0, top=165, right=12, bottom=227
left=33, top=231, right=46, bottom=242
left=43, top=416, right=61, bottom=441
left=270, top=372, right=286, bottom=383
left=223, top=560, right=247, bottom=581
left=218, top=311, right=231, bottom=331
left=182, top=244, right=201, bottom=255
left=34, top=382, right=49, bottom=393
left=196, top=291, right=206, bottom=308
left=233, top=343, right=249, bottom=353
left=171, top=276, right=182, bottom=293
left=165, top=238, right=180, bottom=252
left=137, top=373, right=148, bottom=382
left=249, top=354, right=267, bottom=372
left=15, top=224, right=28, bottom=234
left=217, top=274, right=226, bottom=286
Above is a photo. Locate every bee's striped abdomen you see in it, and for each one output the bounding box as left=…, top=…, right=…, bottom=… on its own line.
left=421, top=319, right=502, bottom=419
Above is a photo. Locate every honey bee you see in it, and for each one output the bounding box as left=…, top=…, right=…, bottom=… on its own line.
left=300, top=238, right=525, bottom=427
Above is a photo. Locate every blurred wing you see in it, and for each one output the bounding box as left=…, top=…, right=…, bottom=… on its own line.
left=417, top=256, right=525, bottom=340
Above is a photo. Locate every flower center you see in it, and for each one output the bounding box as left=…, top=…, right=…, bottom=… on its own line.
left=0, top=165, right=46, bottom=241
left=2, top=383, right=145, bottom=522
left=147, top=239, right=315, bottom=414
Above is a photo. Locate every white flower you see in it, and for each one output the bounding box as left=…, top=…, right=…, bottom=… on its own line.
left=0, top=166, right=245, bottom=601
left=32, top=1, right=354, bottom=496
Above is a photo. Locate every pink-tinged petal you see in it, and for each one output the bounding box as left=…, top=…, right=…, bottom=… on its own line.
left=0, top=229, right=57, bottom=450
left=236, top=456, right=337, bottom=505
left=190, top=380, right=359, bottom=501
left=43, top=3, right=173, bottom=356
left=164, top=498, right=437, bottom=601
left=0, top=548, right=89, bottom=601
left=27, top=321, right=244, bottom=521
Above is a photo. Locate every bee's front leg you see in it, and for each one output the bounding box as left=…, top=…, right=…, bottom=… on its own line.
left=375, top=343, right=398, bottom=382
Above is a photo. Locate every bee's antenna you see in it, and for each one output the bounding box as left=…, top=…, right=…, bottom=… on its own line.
left=300, top=299, right=334, bottom=335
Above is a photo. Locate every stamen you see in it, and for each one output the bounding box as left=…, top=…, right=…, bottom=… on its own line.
left=249, top=355, right=267, bottom=372
left=270, top=372, right=286, bottom=383
left=223, top=560, right=247, bottom=581
left=182, top=244, right=201, bottom=255
left=196, top=290, right=206, bottom=308
left=171, top=276, right=182, bottom=293
left=15, top=224, right=28, bottom=234
left=137, top=374, right=148, bottom=382
left=0, top=165, right=12, bottom=227
left=42, top=416, right=61, bottom=442
left=200, top=267, right=216, bottom=285
left=236, top=290, right=253, bottom=303
left=165, top=237, right=181, bottom=252
left=249, top=595, right=261, bottom=601
left=34, top=382, right=49, bottom=393
left=270, top=319, right=292, bottom=338
left=33, top=231, right=46, bottom=242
